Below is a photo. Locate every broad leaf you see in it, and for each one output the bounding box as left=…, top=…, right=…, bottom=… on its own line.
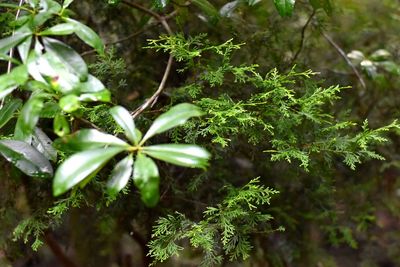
left=273, top=0, right=296, bottom=17
left=133, top=153, right=160, bottom=207
left=0, top=140, right=53, bottom=178
left=43, top=37, right=88, bottom=81
left=63, top=0, right=74, bottom=8
left=110, top=106, right=141, bottom=145
left=77, top=75, right=106, bottom=93
left=32, top=127, right=57, bottom=162
left=40, top=23, right=76, bottom=36
left=0, top=65, right=28, bottom=100
left=59, top=94, right=80, bottom=113
left=79, top=90, right=111, bottom=102
left=53, top=146, right=125, bottom=196
left=0, top=99, right=22, bottom=129
left=0, top=32, right=31, bottom=55
left=143, top=144, right=210, bottom=168
left=14, top=96, right=44, bottom=142
left=107, top=154, right=133, bottom=195
left=17, top=36, right=32, bottom=63
left=66, top=18, right=105, bottom=55
left=54, top=113, right=70, bottom=137
left=141, top=103, right=204, bottom=143
left=56, top=129, right=129, bottom=151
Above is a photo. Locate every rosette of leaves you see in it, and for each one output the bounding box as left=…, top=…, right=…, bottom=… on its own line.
left=52, top=103, right=210, bottom=207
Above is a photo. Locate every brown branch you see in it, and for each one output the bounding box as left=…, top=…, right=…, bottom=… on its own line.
left=320, top=30, right=366, bottom=89
left=44, top=231, right=79, bottom=267
left=290, top=9, right=315, bottom=65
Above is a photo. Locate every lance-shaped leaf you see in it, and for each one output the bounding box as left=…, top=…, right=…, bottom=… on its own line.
left=133, top=153, right=160, bottom=207
left=66, top=18, right=105, bottom=55
left=141, top=103, right=204, bottom=144
left=143, top=144, right=210, bottom=168
left=56, top=129, right=130, bottom=151
left=192, top=0, right=220, bottom=23
left=79, top=90, right=111, bottom=102
left=14, top=96, right=44, bottom=142
left=43, top=37, right=88, bottom=81
left=53, top=146, right=125, bottom=196
left=0, top=140, right=53, bottom=178
left=18, top=36, right=32, bottom=63
left=0, top=99, right=22, bottom=129
left=32, top=127, right=57, bottom=162
left=39, top=23, right=76, bottom=36
left=273, top=0, right=296, bottom=17
left=110, top=106, right=141, bottom=145
left=107, top=154, right=133, bottom=195
left=33, top=0, right=62, bottom=27
left=0, top=32, right=31, bottom=55
left=0, top=65, right=29, bottom=99
left=54, top=113, right=70, bottom=137
left=63, top=0, right=74, bottom=8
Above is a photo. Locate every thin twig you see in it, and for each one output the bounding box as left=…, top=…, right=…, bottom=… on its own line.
left=320, top=30, right=366, bottom=89
left=0, top=0, right=24, bottom=109
left=290, top=9, right=315, bottom=65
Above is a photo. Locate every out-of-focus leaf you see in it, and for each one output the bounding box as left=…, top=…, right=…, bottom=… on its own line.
left=53, top=146, right=125, bottom=196
left=66, top=18, right=105, bottom=55
left=79, top=90, right=111, bottom=102
left=14, top=96, right=44, bottom=142
left=17, top=36, right=32, bottom=63
left=220, top=1, right=240, bottom=17
left=110, top=106, right=141, bottom=145
left=59, top=95, right=80, bottom=113
left=309, top=0, right=332, bottom=15
left=0, top=99, right=22, bottom=129
left=347, top=50, right=365, bottom=65
left=192, top=0, right=220, bottom=23
left=0, top=32, right=31, bottom=55
left=55, top=129, right=130, bottom=151
left=40, top=23, right=76, bottom=36
left=153, top=0, right=169, bottom=9
left=133, top=153, right=160, bottom=207
left=143, top=144, right=210, bottom=168
left=43, top=37, right=88, bottom=81
left=0, top=140, right=53, bottom=178
left=32, top=127, right=57, bottom=162
left=63, top=0, right=74, bottom=8
left=77, top=75, right=106, bottom=93
left=54, top=113, right=70, bottom=137
left=0, top=65, right=29, bottom=100
left=33, top=0, right=62, bottom=27
left=107, top=154, right=133, bottom=195
left=370, top=49, right=391, bottom=62
left=273, top=0, right=296, bottom=17
left=141, top=103, right=204, bottom=143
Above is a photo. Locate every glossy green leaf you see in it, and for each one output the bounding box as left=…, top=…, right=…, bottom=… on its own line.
left=273, top=0, right=296, bottom=17
left=59, top=95, right=80, bottom=113
left=43, top=37, right=88, bottom=81
left=79, top=90, right=111, bottom=102
left=141, top=103, right=204, bottom=144
left=0, top=99, right=22, bottom=129
left=107, top=154, right=133, bottom=195
left=40, top=23, right=76, bottom=36
left=0, top=140, right=53, bottom=178
left=63, top=0, right=74, bottom=8
left=133, top=153, right=160, bottom=207
left=153, top=0, right=169, bottom=9
left=0, top=32, right=31, bottom=55
left=17, top=36, right=32, bottom=63
left=66, top=18, right=105, bottom=55
left=32, top=127, right=57, bottom=162
left=56, top=129, right=129, bottom=151
left=143, top=144, right=210, bottom=168
left=54, top=113, right=70, bottom=137
left=33, top=0, right=62, bottom=27
left=14, top=96, right=44, bottom=142
left=110, top=106, right=141, bottom=145
left=0, top=65, right=29, bottom=100
left=53, top=146, right=125, bottom=196
left=77, top=75, right=106, bottom=93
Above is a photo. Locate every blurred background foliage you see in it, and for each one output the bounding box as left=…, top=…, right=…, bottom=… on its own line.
left=1, top=0, right=400, bottom=266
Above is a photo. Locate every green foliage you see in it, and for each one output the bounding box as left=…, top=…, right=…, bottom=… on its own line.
left=148, top=178, right=281, bottom=266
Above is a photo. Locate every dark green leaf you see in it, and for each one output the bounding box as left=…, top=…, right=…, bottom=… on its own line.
left=14, top=96, right=44, bottom=142
left=107, top=154, right=133, bottom=195
left=0, top=140, right=53, bottom=178
left=17, top=36, right=32, bottom=63
left=110, top=106, right=141, bottom=145
left=0, top=65, right=29, bottom=99
left=39, top=23, right=76, bottom=36
left=32, top=127, right=57, bottom=162
left=143, top=144, right=210, bottom=168
left=192, top=0, right=220, bottom=23
left=66, top=18, right=105, bottom=55
left=43, top=37, right=88, bottom=81
left=0, top=32, right=31, bottom=55
left=59, top=95, right=80, bottom=113
left=133, top=153, right=160, bottom=207
left=153, top=0, right=169, bottom=9
left=79, top=90, right=111, bottom=102
left=273, top=0, right=296, bottom=17
left=53, top=146, right=125, bottom=196
left=0, top=99, right=22, bottom=129
left=33, top=0, right=62, bottom=27
left=141, top=103, right=204, bottom=143
left=54, top=113, right=70, bottom=137
left=56, top=129, right=130, bottom=151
